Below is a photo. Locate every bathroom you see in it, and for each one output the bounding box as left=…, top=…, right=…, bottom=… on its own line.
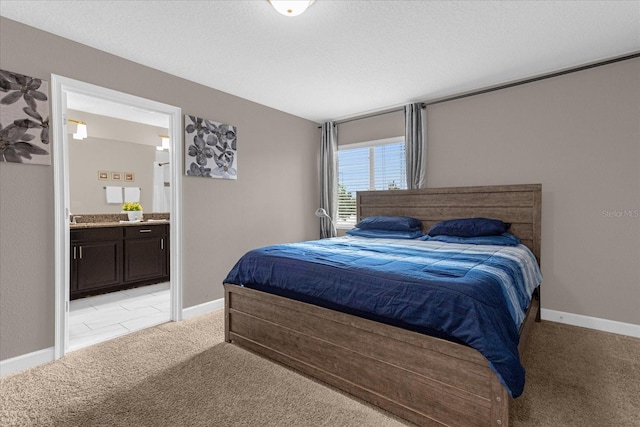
left=66, top=95, right=172, bottom=351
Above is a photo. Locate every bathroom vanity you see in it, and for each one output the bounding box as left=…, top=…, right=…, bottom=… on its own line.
left=70, top=220, right=169, bottom=300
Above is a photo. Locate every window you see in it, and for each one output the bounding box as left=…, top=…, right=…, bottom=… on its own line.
left=336, top=137, right=406, bottom=228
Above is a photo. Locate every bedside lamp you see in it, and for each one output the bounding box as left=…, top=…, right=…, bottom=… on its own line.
left=315, top=208, right=336, bottom=237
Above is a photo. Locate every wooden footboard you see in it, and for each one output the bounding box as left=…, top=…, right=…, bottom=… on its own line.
left=225, top=283, right=525, bottom=427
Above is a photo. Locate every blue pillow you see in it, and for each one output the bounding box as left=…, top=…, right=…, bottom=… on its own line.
left=355, top=216, right=422, bottom=232
left=421, top=232, right=520, bottom=246
left=346, top=228, right=424, bottom=239
left=427, top=217, right=510, bottom=237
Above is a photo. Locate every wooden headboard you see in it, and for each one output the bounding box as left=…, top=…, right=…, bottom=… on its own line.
left=356, top=184, right=542, bottom=263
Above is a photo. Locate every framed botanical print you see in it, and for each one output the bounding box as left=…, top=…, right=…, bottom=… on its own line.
left=0, top=69, right=51, bottom=165
left=184, top=115, right=237, bottom=180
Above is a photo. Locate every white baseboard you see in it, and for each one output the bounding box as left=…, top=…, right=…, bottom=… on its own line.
left=182, top=297, right=224, bottom=320
left=541, top=309, right=640, bottom=338
left=0, top=347, right=54, bottom=377
left=1, top=298, right=223, bottom=377
left=4, top=305, right=632, bottom=378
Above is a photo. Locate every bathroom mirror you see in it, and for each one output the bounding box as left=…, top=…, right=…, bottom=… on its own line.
left=66, top=94, right=171, bottom=215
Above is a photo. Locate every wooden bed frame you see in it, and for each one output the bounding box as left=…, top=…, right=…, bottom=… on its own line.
left=224, top=184, right=541, bottom=427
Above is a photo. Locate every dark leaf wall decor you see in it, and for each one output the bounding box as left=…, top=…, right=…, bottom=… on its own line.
left=184, top=115, right=237, bottom=180
left=0, top=69, right=51, bottom=165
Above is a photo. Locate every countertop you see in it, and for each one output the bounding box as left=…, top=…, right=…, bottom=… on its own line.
left=70, top=220, right=170, bottom=229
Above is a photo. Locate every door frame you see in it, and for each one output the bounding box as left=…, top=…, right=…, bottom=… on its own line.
left=51, top=75, right=183, bottom=359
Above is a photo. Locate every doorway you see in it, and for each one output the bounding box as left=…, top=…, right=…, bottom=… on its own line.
left=51, top=75, right=183, bottom=359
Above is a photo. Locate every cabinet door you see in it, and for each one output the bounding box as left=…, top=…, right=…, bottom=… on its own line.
left=76, top=240, right=122, bottom=292
left=123, top=236, right=166, bottom=283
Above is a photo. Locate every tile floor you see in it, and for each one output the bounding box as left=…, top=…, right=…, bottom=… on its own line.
left=68, top=282, right=170, bottom=352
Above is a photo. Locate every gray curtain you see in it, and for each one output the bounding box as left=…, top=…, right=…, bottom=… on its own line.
left=320, top=121, right=338, bottom=238
left=404, top=103, right=426, bottom=189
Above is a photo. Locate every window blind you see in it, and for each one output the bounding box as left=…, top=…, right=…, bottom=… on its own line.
left=337, top=140, right=406, bottom=227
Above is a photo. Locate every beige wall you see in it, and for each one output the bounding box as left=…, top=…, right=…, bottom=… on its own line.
left=338, top=109, right=404, bottom=146
left=67, top=110, right=164, bottom=214
left=67, top=110, right=168, bottom=148
left=0, top=18, right=319, bottom=360
left=335, top=59, right=640, bottom=325
left=425, top=58, right=639, bottom=325
left=68, top=137, right=156, bottom=215
left=334, top=59, right=639, bottom=326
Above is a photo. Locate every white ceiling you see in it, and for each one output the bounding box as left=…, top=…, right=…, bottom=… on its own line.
left=1, top=1, right=638, bottom=123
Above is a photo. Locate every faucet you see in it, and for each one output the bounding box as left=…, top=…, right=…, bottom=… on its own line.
left=71, top=215, right=83, bottom=225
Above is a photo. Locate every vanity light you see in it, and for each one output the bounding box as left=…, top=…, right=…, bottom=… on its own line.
left=74, top=123, right=87, bottom=140
left=269, top=0, right=314, bottom=17
left=68, top=120, right=87, bottom=140
left=157, top=135, right=170, bottom=151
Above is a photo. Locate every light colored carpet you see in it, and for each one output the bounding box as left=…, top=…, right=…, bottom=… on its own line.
left=1, top=310, right=638, bottom=426
left=512, top=320, right=640, bottom=426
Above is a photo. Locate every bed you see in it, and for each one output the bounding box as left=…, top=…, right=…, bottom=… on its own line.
left=224, top=184, right=542, bottom=427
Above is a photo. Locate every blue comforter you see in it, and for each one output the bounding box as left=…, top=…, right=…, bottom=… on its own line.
left=224, top=236, right=542, bottom=397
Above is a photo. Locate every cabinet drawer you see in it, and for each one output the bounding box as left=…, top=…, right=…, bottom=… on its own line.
left=123, top=225, right=167, bottom=239
left=71, top=227, right=121, bottom=242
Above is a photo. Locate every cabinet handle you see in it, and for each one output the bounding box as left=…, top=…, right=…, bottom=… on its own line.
left=161, top=238, right=164, bottom=250
left=79, top=246, right=83, bottom=259
left=139, top=229, right=152, bottom=233
left=73, top=246, right=77, bottom=260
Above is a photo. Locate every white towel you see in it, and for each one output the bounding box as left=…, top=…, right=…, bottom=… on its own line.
left=124, top=187, right=140, bottom=203
left=105, top=186, right=123, bottom=204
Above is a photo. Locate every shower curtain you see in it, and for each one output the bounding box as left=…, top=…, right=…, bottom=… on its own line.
left=152, top=162, right=171, bottom=212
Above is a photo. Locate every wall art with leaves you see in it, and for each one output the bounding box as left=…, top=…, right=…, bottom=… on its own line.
left=184, top=115, right=237, bottom=180
left=0, top=69, right=51, bottom=165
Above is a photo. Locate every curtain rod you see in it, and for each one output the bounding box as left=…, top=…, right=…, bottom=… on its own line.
left=317, top=104, right=425, bottom=129
left=318, top=51, right=639, bottom=128
left=339, top=104, right=425, bottom=126
left=424, top=51, right=639, bottom=107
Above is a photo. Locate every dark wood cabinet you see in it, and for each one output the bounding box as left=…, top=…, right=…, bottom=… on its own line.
left=70, top=227, right=121, bottom=295
left=123, top=226, right=168, bottom=283
left=75, top=240, right=122, bottom=291
left=70, top=224, right=169, bottom=300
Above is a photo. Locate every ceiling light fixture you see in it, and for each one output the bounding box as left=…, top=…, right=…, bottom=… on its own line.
left=269, top=0, right=314, bottom=17
left=68, top=120, right=88, bottom=140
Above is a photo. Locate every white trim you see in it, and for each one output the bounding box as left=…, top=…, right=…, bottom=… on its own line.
left=0, top=347, right=54, bottom=377
left=541, top=309, right=640, bottom=338
left=168, top=100, right=183, bottom=323
left=51, top=75, right=70, bottom=360
left=51, top=74, right=183, bottom=359
left=182, top=298, right=225, bottom=320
